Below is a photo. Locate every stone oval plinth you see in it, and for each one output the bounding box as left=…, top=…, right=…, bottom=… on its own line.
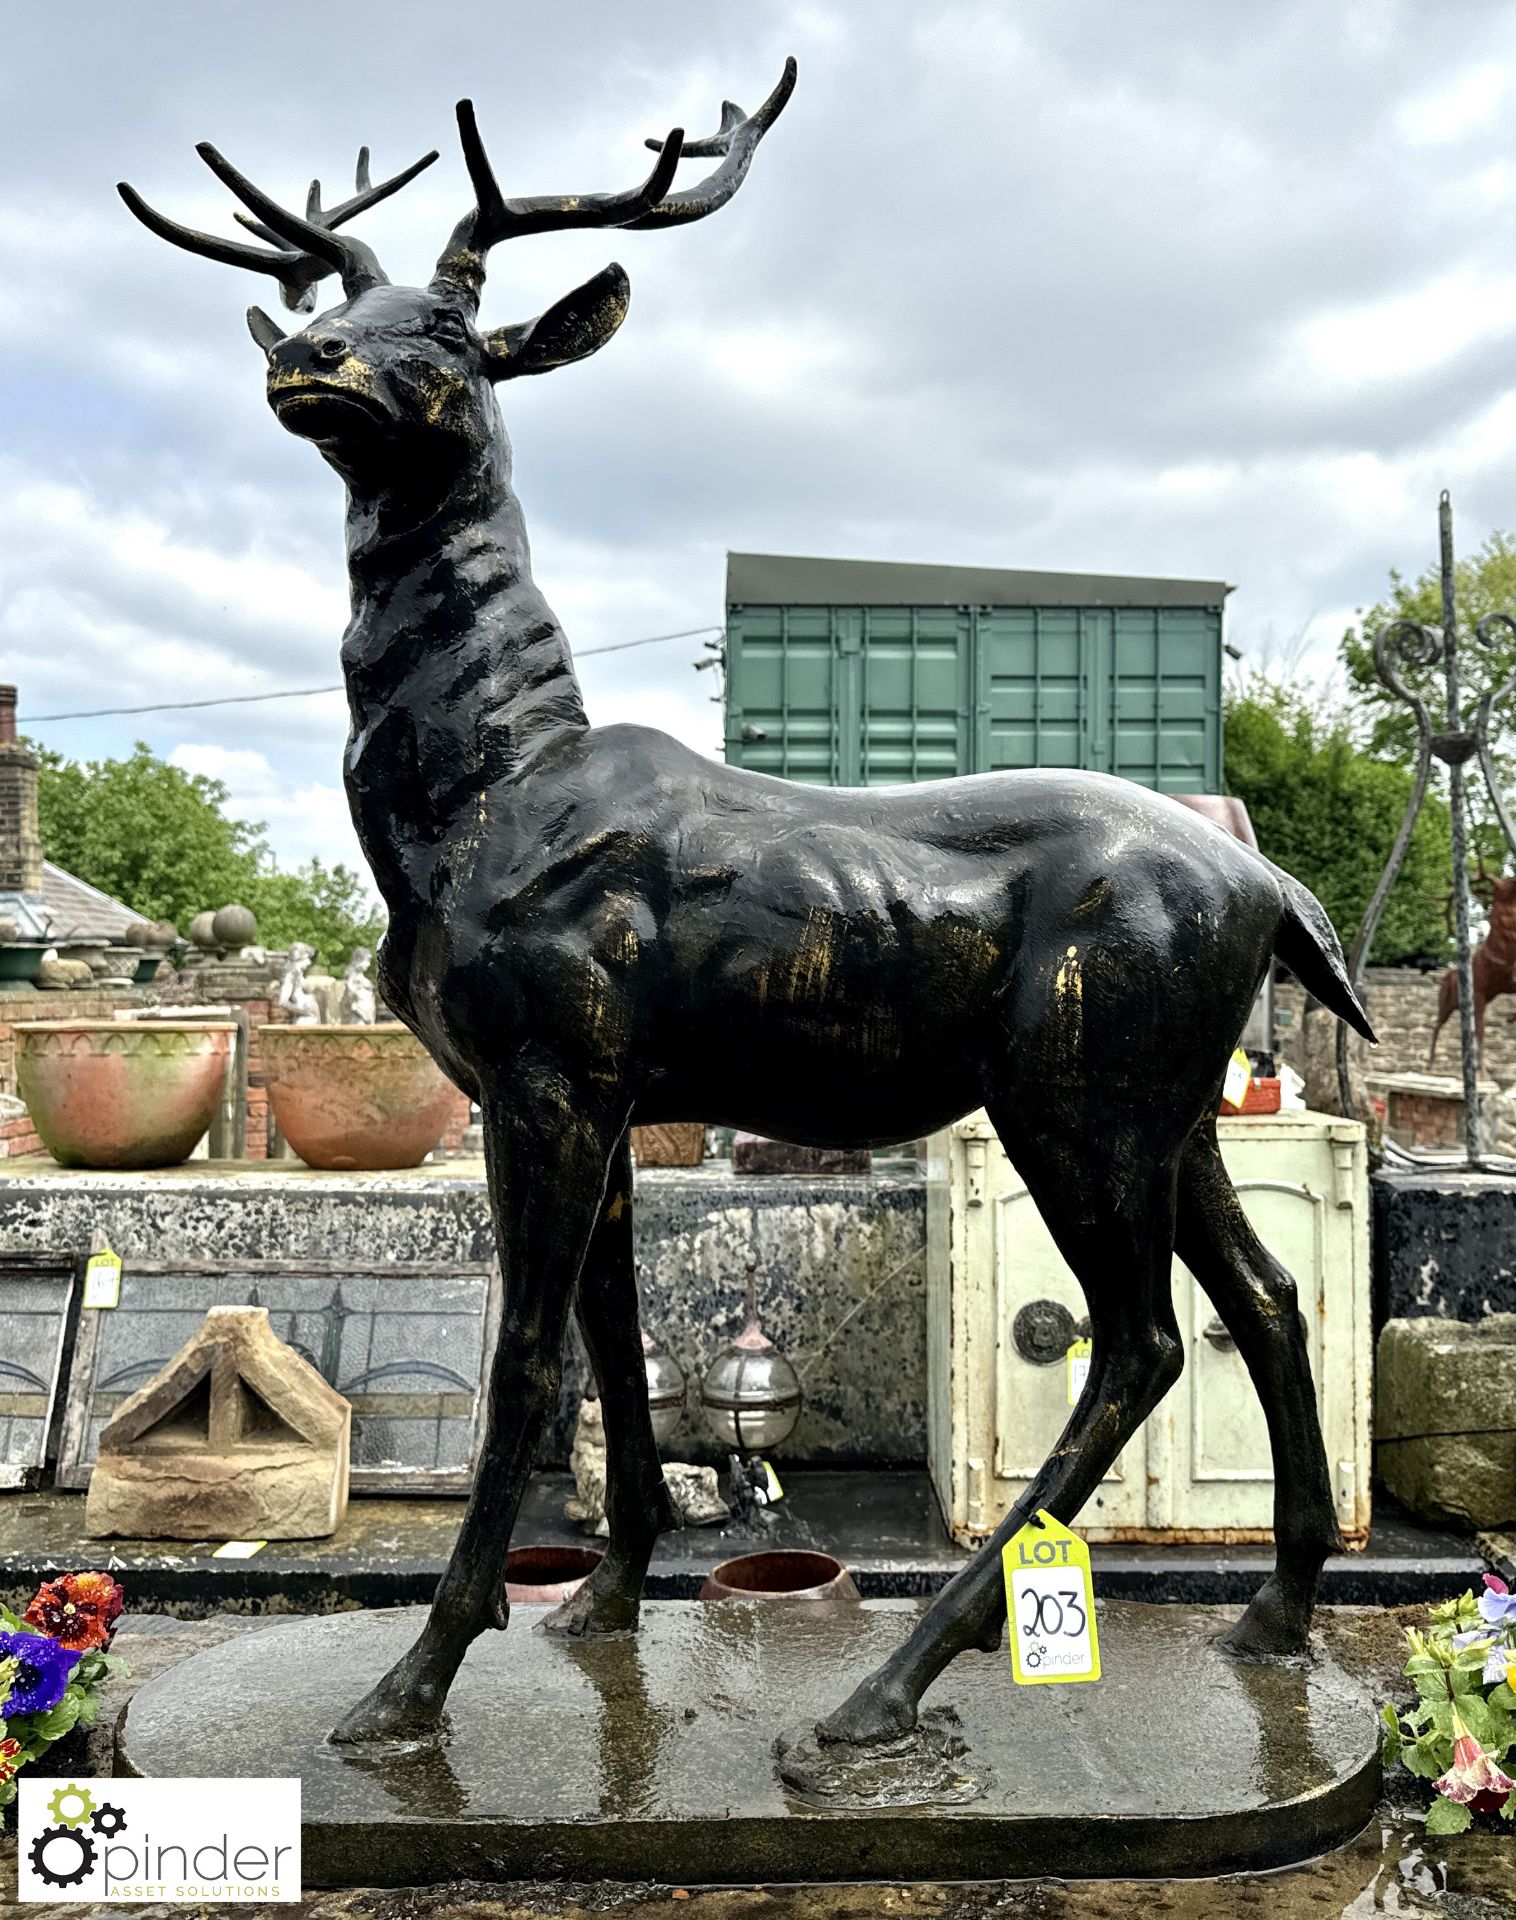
left=15, top=1020, right=236, bottom=1169
left=117, top=1599, right=1379, bottom=1886
left=259, top=1024, right=457, bottom=1171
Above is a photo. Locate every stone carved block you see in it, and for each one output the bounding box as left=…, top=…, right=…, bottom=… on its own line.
left=1377, top=1314, right=1516, bottom=1527
left=85, top=1305, right=350, bottom=1540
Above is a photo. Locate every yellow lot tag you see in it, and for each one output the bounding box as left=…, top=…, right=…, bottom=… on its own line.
left=1003, top=1511, right=1101, bottom=1686
left=82, top=1247, right=122, bottom=1310
left=1221, top=1047, right=1252, bottom=1109
left=762, top=1460, right=784, bottom=1503
left=1066, top=1337, right=1092, bottom=1406
left=211, top=1540, right=267, bottom=1559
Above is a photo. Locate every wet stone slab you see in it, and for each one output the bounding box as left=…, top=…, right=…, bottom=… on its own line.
left=118, top=1600, right=1378, bottom=1886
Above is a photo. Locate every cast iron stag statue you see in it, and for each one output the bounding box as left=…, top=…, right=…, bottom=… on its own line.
left=120, top=63, right=1375, bottom=1750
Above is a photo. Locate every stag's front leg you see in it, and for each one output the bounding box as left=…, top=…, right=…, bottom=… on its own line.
left=331, top=1075, right=623, bottom=1743
left=543, top=1129, right=678, bottom=1638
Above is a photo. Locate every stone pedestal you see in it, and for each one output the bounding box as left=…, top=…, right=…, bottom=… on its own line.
left=86, top=1305, right=350, bottom=1539
left=1377, top=1315, right=1516, bottom=1527
left=1372, top=1166, right=1516, bottom=1326
left=117, top=1600, right=1378, bottom=1886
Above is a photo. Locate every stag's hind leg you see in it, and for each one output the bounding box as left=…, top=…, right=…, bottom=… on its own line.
left=817, top=1103, right=1188, bottom=1747
left=1175, top=1122, right=1339, bottom=1657
left=543, top=1128, right=678, bottom=1638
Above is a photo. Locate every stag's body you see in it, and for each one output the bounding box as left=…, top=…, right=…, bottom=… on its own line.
left=121, top=65, right=1376, bottom=1753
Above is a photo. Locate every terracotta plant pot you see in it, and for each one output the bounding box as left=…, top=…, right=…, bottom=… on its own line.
left=698, top=1549, right=860, bottom=1603
left=259, top=1023, right=458, bottom=1171
left=502, top=1545, right=603, bottom=1606
left=15, top=1020, right=236, bottom=1170
left=630, top=1121, right=706, bottom=1167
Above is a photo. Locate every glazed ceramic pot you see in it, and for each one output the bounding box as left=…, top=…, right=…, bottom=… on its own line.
left=0, top=945, right=44, bottom=984
left=698, top=1549, right=860, bottom=1603
left=15, top=1020, right=236, bottom=1169
left=502, top=1545, right=603, bottom=1606
left=259, top=1023, right=458, bottom=1171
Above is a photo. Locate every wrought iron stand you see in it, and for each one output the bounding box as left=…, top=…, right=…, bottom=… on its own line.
left=1336, top=491, right=1516, bottom=1169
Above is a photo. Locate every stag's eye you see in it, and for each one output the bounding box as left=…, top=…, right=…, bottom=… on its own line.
left=432, top=310, right=470, bottom=347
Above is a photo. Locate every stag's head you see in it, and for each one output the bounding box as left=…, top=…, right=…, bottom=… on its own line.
left=118, top=63, right=796, bottom=490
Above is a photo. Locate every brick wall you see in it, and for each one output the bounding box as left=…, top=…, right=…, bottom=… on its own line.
left=0, top=740, right=43, bottom=895
left=1277, top=962, right=1516, bottom=1154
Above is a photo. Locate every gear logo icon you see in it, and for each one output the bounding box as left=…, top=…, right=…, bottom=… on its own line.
left=46, top=1782, right=96, bottom=1828
left=90, top=1801, right=127, bottom=1837
left=29, top=1823, right=97, bottom=1889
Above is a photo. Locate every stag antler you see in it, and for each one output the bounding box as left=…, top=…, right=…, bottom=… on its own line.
left=432, top=57, right=797, bottom=299
left=118, top=141, right=439, bottom=316
left=628, top=57, right=798, bottom=228
left=232, top=146, right=440, bottom=311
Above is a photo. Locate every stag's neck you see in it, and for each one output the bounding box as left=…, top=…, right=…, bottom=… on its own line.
left=338, top=445, right=587, bottom=896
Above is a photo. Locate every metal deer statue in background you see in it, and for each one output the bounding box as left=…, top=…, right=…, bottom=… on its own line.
left=1428, top=856, right=1516, bottom=1066
left=120, top=64, right=1375, bottom=1751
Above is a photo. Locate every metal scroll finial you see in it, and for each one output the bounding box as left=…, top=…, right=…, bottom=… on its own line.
left=1336, top=490, right=1516, bottom=1169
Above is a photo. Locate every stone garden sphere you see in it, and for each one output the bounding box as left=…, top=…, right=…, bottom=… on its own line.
left=213, top=903, right=258, bottom=947
left=187, top=911, right=218, bottom=949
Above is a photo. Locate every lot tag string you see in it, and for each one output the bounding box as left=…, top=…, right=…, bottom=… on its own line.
left=1002, top=1510, right=1101, bottom=1686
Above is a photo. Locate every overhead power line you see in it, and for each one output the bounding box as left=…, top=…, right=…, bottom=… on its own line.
left=22, top=624, right=726, bottom=724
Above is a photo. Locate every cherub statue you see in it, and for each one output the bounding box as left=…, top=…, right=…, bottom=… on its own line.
left=341, top=946, right=377, bottom=1025
left=277, top=942, right=320, bottom=1026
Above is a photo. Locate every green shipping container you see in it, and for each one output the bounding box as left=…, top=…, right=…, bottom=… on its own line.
left=724, top=553, right=1230, bottom=792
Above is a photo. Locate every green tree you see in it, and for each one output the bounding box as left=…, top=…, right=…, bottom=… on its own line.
left=33, top=740, right=384, bottom=968
left=1224, top=683, right=1452, bottom=965
left=1341, top=528, right=1516, bottom=764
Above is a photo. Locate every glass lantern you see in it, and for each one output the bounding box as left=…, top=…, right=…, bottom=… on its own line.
left=700, top=1262, right=802, bottom=1453
left=642, top=1327, right=687, bottom=1448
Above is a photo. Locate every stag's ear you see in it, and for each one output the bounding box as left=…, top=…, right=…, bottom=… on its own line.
left=483, top=263, right=629, bottom=381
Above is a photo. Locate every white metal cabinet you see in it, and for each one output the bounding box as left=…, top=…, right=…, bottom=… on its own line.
left=926, top=1111, right=1371, bottom=1546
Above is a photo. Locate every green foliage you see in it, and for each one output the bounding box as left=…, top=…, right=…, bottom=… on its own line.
left=1426, top=1796, right=1474, bottom=1836
left=33, top=741, right=384, bottom=970
left=1224, top=682, right=1452, bottom=965
left=1380, top=1588, right=1516, bottom=1831
left=1341, top=531, right=1516, bottom=762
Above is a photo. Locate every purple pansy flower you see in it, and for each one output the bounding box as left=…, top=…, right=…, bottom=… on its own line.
left=0, top=1628, right=81, bottom=1716
left=1478, top=1573, right=1516, bottom=1632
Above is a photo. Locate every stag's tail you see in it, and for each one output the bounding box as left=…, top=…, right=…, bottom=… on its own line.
left=1271, top=871, right=1376, bottom=1042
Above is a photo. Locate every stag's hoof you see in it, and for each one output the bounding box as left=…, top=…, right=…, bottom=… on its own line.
left=539, top=1573, right=641, bottom=1638
left=329, top=1651, right=452, bottom=1744
left=814, top=1673, right=918, bottom=1748
left=1217, top=1576, right=1313, bottom=1662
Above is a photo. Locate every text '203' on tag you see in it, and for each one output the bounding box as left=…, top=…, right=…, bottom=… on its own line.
left=1002, top=1510, right=1101, bottom=1686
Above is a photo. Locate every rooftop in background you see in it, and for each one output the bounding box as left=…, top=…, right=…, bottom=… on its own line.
left=40, top=862, right=143, bottom=943
left=0, top=864, right=143, bottom=945
left=726, top=552, right=1234, bottom=610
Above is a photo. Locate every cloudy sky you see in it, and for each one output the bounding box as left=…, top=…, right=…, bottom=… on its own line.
left=4, top=1, right=1516, bottom=887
